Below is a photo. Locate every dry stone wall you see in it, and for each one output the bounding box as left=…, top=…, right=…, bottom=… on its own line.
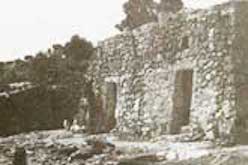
left=231, top=1, right=248, bottom=142
left=93, top=2, right=245, bottom=141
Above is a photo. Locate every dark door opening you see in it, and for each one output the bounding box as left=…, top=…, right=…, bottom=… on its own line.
left=104, top=82, right=117, bottom=132
left=236, top=84, right=248, bottom=144
left=169, top=69, right=193, bottom=134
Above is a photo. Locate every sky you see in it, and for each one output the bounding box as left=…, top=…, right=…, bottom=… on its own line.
left=0, top=0, right=229, bottom=61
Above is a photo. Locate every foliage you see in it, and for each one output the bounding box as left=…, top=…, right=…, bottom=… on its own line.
left=116, top=0, right=184, bottom=31
left=159, top=0, right=183, bottom=13
left=0, top=35, right=95, bottom=135
left=116, top=0, right=158, bottom=31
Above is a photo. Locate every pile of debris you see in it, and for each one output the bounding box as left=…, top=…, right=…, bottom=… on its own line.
left=0, top=131, right=120, bottom=165
left=1, top=129, right=248, bottom=165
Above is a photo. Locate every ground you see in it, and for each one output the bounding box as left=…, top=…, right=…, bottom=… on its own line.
left=1, top=130, right=248, bottom=165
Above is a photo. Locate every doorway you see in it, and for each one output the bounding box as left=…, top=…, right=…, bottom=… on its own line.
left=104, top=82, right=117, bottom=132
left=169, top=69, right=193, bottom=134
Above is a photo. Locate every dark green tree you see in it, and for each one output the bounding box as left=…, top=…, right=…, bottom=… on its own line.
left=28, top=52, right=50, bottom=84
left=116, top=0, right=158, bottom=31
left=159, top=0, right=183, bottom=13
left=13, top=59, right=29, bottom=82
left=116, top=0, right=184, bottom=31
left=0, top=34, right=95, bottom=135
left=64, top=35, right=94, bottom=61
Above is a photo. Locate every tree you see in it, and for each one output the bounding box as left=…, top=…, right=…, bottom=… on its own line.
left=12, top=59, right=29, bottom=82
left=116, top=0, right=158, bottom=31
left=29, top=52, right=50, bottom=84
left=0, top=34, right=95, bottom=135
left=64, top=35, right=94, bottom=61
left=159, top=0, right=183, bottom=13
left=116, top=0, right=184, bottom=31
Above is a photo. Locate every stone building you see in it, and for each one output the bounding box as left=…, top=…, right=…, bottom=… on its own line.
left=91, top=1, right=248, bottom=141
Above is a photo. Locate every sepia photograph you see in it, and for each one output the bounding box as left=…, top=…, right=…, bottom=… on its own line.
left=0, top=0, right=248, bottom=164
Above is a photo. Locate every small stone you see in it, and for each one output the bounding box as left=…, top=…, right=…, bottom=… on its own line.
left=166, top=151, right=178, bottom=161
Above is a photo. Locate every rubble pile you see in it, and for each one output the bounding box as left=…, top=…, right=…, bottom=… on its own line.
left=0, top=131, right=120, bottom=165
left=1, top=130, right=248, bottom=165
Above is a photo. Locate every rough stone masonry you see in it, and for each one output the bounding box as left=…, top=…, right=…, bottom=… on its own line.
left=91, top=1, right=248, bottom=142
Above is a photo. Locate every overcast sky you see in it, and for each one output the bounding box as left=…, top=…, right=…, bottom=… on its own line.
left=0, top=0, right=229, bottom=61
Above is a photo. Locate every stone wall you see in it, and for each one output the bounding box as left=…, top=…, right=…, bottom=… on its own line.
left=92, top=2, right=244, bottom=140
left=231, top=1, right=248, bottom=142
